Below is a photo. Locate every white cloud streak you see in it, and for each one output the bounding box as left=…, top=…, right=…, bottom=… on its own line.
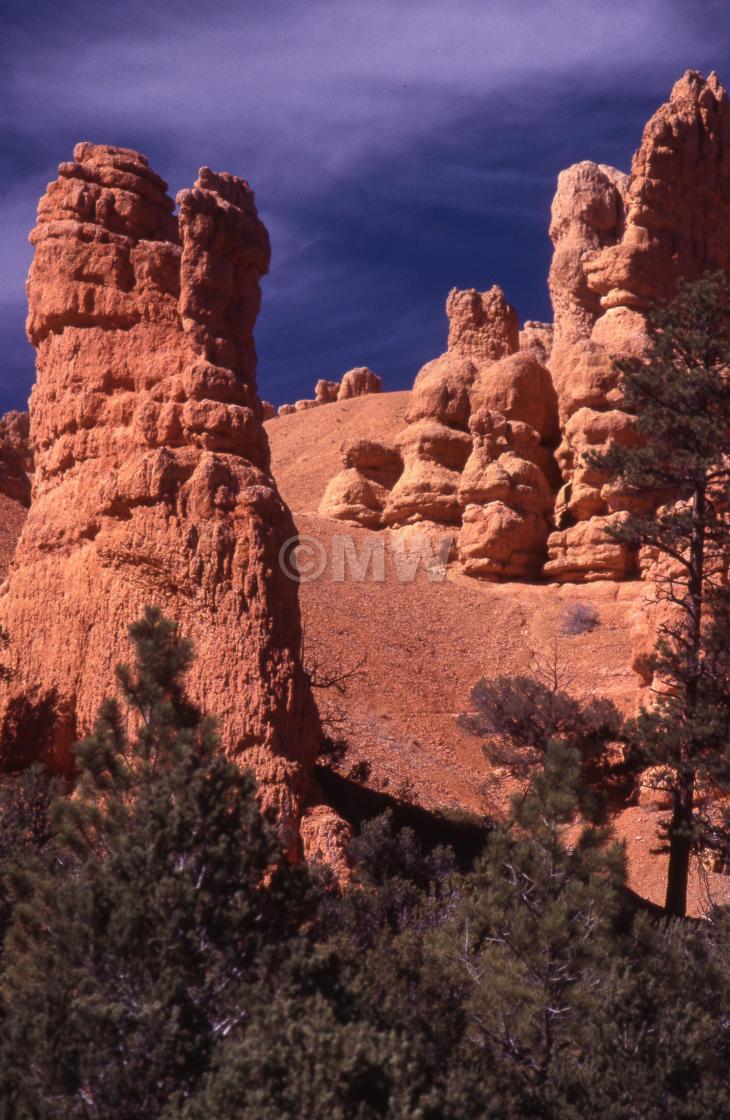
left=0, top=0, right=728, bottom=406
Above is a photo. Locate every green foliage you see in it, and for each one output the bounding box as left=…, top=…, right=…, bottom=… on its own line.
left=0, top=764, right=60, bottom=954
left=0, top=608, right=314, bottom=1119
left=0, top=608, right=729, bottom=1117
left=589, top=271, right=730, bottom=915
left=589, top=271, right=730, bottom=503
left=443, top=743, right=626, bottom=1112
left=564, top=913, right=730, bottom=1119
left=460, top=673, right=620, bottom=763
left=459, top=656, right=624, bottom=817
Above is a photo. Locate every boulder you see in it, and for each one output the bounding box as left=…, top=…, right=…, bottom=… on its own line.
left=637, top=767, right=674, bottom=810
left=458, top=502, right=550, bottom=580
left=319, top=469, right=390, bottom=528
left=383, top=421, right=472, bottom=527
left=545, top=513, right=637, bottom=582
left=315, top=378, right=340, bottom=403
left=337, top=367, right=382, bottom=400
left=319, top=438, right=403, bottom=528
left=469, top=351, right=559, bottom=443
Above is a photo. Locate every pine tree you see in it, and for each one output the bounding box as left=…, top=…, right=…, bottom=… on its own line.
left=589, top=271, right=730, bottom=917
left=459, top=660, right=621, bottom=792
left=0, top=765, right=60, bottom=956
left=447, top=742, right=626, bottom=1112
left=1, top=608, right=314, bottom=1119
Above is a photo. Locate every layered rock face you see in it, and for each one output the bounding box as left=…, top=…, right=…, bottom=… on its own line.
left=0, top=411, right=32, bottom=579
left=0, top=143, right=318, bottom=853
left=546, top=70, right=730, bottom=581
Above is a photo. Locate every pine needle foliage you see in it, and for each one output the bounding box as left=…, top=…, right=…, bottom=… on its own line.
left=589, top=272, right=730, bottom=916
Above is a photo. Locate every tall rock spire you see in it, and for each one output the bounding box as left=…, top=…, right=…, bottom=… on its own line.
left=546, top=71, right=730, bottom=582
left=0, top=143, right=318, bottom=854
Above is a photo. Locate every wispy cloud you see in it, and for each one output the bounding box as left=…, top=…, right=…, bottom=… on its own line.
left=1, top=1, right=711, bottom=189
left=1, top=0, right=729, bottom=409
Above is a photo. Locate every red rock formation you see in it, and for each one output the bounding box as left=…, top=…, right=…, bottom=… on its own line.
left=0, top=411, right=32, bottom=579
left=446, top=287, right=519, bottom=362
left=338, top=367, right=382, bottom=400
left=274, top=370, right=381, bottom=417
left=546, top=71, right=730, bottom=582
left=0, top=143, right=318, bottom=854
left=519, top=321, right=553, bottom=365
left=315, top=378, right=340, bottom=403
left=406, top=286, right=518, bottom=429
left=299, top=803, right=352, bottom=882
left=320, top=287, right=559, bottom=576
left=383, top=421, right=472, bottom=527
left=457, top=410, right=553, bottom=579
left=319, top=438, right=402, bottom=528
left=385, top=286, right=524, bottom=533
left=0, top=412, right=32, bottom=507
left=588, top=71, right=730, bottom=312
left=386, top=289, right=557, bottom=568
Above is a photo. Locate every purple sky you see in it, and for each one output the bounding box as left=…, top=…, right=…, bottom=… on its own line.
left=2, top=0, right=730, bottom=410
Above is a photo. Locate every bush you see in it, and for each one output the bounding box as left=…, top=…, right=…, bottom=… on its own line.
left=459, top=673, right=620, bottom=772
left=561, top=601, right=599, bottom=636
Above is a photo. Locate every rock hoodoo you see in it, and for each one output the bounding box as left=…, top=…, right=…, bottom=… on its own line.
left=319, top=438, right=403, bottom=528
left=382, top=285, right=536, bottom=542
left=457, top=409, right=554, bottom=579
left=338, top=367, right=382, bottom=400
left=546, top=70, right=730, bottom=581
left=319, top=71, right=730, bottom=588
left=0, top=143, right=318, bottom=854
left=321, top=285, right=559, bottom=579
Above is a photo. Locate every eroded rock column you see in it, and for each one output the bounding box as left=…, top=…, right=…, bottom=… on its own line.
left=0, top=144, right=318, bottom=854
left=546, top=71, right=730, bottom=581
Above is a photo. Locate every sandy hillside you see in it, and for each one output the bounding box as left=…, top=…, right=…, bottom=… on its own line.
left=267, top=392, right=730, bottom=913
